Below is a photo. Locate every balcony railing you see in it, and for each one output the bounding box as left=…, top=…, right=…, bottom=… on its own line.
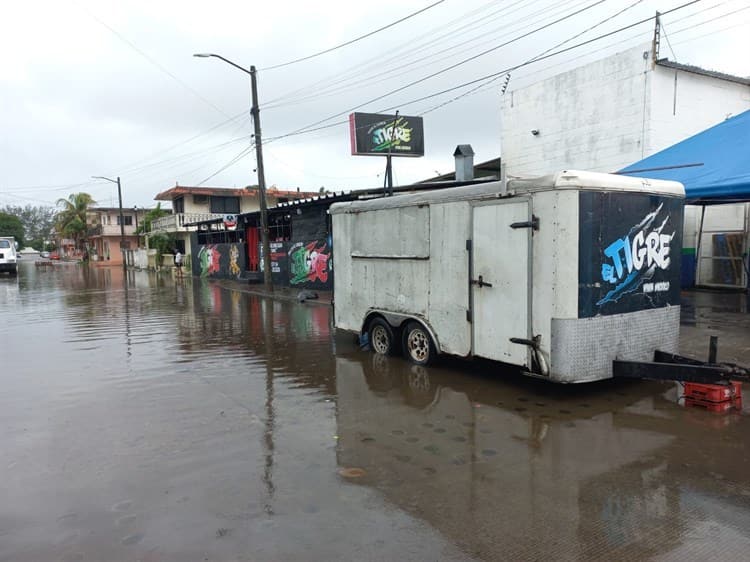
left=150, top=212, right=225, bottom=233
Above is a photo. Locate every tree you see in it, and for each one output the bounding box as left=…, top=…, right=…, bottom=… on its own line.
left=137, top=203, right=170, bottom=234
left=55, top=193, right=96, bottom=250
left=0, top=212, right=25, bottom=247
left=0, top=204, right=56, bottom=250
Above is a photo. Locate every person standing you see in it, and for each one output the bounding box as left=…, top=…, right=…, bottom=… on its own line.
left=174, top=249, right=183, bottom=277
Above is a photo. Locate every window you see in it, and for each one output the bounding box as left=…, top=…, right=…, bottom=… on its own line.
left=117, top=215, right=133, bottom=226
left=210, top=196, right=240, bottom=214
left=194, top=194, right=209, bottom=205
left=173, top=197, right=185, bottom=214
left=0, top=240, right=10, bottom=248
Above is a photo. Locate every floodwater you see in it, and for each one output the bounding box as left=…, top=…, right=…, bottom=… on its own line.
left=1, top=261, right=749, bottom=561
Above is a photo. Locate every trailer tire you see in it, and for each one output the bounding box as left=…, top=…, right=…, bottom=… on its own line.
left=402, top=321, right=435, bottom=366
left=368, top=317, right=397, bottom=356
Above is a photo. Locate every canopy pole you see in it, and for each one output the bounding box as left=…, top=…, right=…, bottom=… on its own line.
left=694, top=205, right=706, bottom=287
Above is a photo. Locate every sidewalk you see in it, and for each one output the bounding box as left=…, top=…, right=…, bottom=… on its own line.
left=680, top=288, right=750, bottom=365
left=209, top=277, right=333, bottom=306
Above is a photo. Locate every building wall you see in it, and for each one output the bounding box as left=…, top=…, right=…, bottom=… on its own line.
left=500, top=44, right=750, bottom=288
left=648, top=66, right=750, bottom=156
left=91, top=209, right=144, bottom=236
left=178, top=193, right=268, bottom=215
left=500, top=43, right=750, bottom=176
left=501, top=44, right=653, bottom=177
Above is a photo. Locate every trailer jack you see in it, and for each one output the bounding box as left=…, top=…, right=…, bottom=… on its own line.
left=613, top=336, right=750, bottom=384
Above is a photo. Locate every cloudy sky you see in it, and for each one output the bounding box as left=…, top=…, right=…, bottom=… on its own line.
left=1, top=0, right=748, bottom=209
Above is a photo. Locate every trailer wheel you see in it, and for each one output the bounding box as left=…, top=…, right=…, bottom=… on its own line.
left=368, top=317, right=397, bottom=356
left=402, top=321, right=435, bottom=366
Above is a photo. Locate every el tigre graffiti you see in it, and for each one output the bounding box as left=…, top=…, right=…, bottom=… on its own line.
left=289, top=241, right=330, bottom=285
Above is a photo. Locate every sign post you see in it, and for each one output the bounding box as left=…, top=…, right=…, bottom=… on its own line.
left=349, top=112, right=424, bottom=196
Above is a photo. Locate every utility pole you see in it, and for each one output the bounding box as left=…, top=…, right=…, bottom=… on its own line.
left=194, top=53, right=272, bottom=291
left=117, top=177, right=126, bottom=271
left=93, top=175, right=127, bottom=272
left=250, top=65, right=272, bottom=290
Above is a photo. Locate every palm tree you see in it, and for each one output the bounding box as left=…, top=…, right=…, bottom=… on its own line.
left=55, top=192, right=96, bottom=251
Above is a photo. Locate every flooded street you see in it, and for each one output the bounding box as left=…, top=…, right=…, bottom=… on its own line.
left=2, top=262, right=749, bottom=561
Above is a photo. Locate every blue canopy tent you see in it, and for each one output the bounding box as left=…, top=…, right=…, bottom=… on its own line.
left=618, top=110, right=750, bottom=288
left=618, top=109, right=750, bottom=204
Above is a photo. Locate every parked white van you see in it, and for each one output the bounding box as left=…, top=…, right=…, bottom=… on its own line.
left=0, top=237, right=18, bottom=276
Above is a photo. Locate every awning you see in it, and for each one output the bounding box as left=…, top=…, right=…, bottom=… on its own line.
left=618, top=109, right=750, bottom=204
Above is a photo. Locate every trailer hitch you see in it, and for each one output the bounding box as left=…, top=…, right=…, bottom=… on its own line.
left=613, top=336, right=750, bottom=384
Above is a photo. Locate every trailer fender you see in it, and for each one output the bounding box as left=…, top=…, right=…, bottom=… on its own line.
left=362, top=310, right=441, bottom=355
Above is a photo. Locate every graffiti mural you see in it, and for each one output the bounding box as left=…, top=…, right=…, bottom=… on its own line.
left=578, top=192, right=683, bottom=318
left=198, top=245, right=221, bottom=277
left=598, top=202, right=675, bottom=306
left=289, top=240, right=330, bottom=286
left=229, top=245, right=241, bottom=277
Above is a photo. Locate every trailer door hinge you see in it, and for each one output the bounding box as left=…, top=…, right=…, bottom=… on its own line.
left=465, top=239, right=472, bottom=251
left=466, top=309, right=472, bottom=322
left=510, top=215, right=539, bottom=231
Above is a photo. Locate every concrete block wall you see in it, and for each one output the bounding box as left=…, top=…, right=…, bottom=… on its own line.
left=500, top=44, right=653, bottom=177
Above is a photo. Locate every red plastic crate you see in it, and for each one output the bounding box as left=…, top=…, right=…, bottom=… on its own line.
left=684, top=396, right=740, bottom=413
left=683, top=381, right=741, bottom=403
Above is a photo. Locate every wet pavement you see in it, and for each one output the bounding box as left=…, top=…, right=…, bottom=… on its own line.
left=1, top=261, right=749, bottom=561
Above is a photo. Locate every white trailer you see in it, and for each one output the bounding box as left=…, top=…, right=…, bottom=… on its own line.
left=331, top=170, right=685, bottom=383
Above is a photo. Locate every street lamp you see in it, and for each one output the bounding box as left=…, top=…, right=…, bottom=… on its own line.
left=194, top=53, right=272, bottom=291
left=92, top=175, right=126, bottom=272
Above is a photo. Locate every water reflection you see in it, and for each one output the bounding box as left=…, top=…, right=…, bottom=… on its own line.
left=334, top=353, right=750, bottom=560
left=1, top=262, right=748, bottom=561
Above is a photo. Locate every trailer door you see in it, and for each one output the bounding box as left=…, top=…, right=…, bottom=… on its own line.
left=471, top=201, right=531, bottom=366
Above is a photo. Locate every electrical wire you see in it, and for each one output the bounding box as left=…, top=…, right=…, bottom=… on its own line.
left=672, top=17, right=750, bottom=47
left=264, top=0, right=703, bottom=145
left=260, top=0, right=447, bottom=71
left=419, top=0, right=645, bottom=115
left=262, top=0, right=543, bottom=108
left=669, top=2, right=750, bottom=36
left=274, top=0, right=612, bottom=140
left=73, top=0, right=230, bottom=118
left=196, top=144, right=257, bottom=186
left=115, top=110, right=250, bottom=174
left=263, top=0, right=587, bottom=111
left=660, top=21, right=678, bottom=60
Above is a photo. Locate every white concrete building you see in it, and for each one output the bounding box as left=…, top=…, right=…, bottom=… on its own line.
left=500, top=43, right=750, bottom=288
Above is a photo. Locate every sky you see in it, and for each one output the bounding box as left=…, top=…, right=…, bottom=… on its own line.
left=1, top=0, right=748, bottom=210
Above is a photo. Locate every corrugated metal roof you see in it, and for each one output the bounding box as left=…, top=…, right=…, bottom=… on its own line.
left=656, top=59, right=750, bottom=86
left=153, top=185, right=319, bottom=201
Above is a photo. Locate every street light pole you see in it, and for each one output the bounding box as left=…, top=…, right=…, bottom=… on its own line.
left=194, top=53, right=272, bottom=290
left=93, top=175, right=126, bottom=272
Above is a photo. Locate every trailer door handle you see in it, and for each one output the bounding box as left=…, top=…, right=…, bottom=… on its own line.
left=470, top=275, right=492, bottom=288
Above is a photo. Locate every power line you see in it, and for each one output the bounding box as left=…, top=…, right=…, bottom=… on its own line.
left=262, top=0, right=542, bottom=108
left=672, top=17, right=750, bottom=46
left=264, top=0, right=585, bottom=111
left=265, top=0, right=703, bottom=145
left=73, top=0, right=230, bottom=118
left=272, top=0, right=612, bottom=140
left=669, top=2, right=750, bottom=36
left=196, top=144, right=257, bottom=186
left=420, top=0, right=646, bottom=115
left=260, top=0, right=447, bottom=71
left=116, top=110, right=249, bottom=174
